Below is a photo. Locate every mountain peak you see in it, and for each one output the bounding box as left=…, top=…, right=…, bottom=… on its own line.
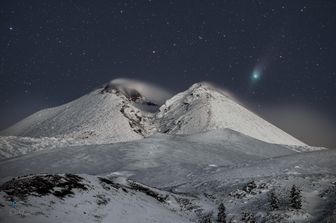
left=100, top=82, right=144, bottom=102
left=186, top=82, right=234, bottom=101
left=188, top=82, right=217, bottom=93
left=155, top=83, right=306, bottom=146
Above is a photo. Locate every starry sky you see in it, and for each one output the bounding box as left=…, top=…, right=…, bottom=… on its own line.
left=1, top=0, right=336, bottom=148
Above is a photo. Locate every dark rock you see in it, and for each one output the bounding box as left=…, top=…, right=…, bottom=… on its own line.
left=0, top=174, right=88, bottom=200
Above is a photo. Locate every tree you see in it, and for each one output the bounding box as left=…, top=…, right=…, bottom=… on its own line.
left=217, top=203, right=226, bottom=223
left=269, top=191, right=279, bottom=210
left=290, top=185, right=302, bottom=209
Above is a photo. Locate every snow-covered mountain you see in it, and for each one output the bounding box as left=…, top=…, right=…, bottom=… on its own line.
left=0, top=80, right=334, bottom=223
left=1, top=81, right=305, bottom=147
left=1, top=83, right=156, bottom=144
left=155, top=83, right=305, bottom=145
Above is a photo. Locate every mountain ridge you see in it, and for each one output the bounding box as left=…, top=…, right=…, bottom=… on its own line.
left=1, top=81, right=306, bottom=146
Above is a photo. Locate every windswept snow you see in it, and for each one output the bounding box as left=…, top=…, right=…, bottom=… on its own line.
left=155, top=83, right=305, bottom=146
left=1, top=88, right=154, bottom=144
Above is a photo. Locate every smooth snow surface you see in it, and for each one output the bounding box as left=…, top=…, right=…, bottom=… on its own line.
left=0, top=129, right=303, bottom=180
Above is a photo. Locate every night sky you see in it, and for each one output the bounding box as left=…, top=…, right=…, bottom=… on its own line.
left=1, top=0, right=336, bottom=148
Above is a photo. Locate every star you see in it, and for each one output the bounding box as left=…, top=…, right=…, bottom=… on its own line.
left=9, top=26, right=14, bottom=31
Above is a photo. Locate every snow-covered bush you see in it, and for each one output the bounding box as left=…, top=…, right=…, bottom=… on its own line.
left=198, top=210, right=213, bottom=223
left=241, top=210, right=256, bottom=223
left=243, top=181, right=257, bottom=193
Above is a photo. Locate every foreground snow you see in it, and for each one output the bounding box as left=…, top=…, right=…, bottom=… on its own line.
left=0, top=174, right=195, bottom=223
left=0, top=129, right=334, bottom=222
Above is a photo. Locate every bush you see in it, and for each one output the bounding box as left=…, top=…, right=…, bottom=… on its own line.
left=241, top=210, right=256, bottom=223
left=198, top=210, right=213, bottom=223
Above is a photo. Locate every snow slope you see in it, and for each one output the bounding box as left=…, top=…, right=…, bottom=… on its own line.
left=1, top=87, right=154, bottom=144
left=0, top=174, right=195, bottom=223
left=0, top=129, right=334, bottom=222
left=155, top=83, right=305, bottom=146
left=0, top=129, right=304, bottom=181
left=0, top=135, right=105, bottom=159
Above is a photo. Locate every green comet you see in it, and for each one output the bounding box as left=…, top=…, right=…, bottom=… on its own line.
left=252, top=72, right=260, bottom=80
